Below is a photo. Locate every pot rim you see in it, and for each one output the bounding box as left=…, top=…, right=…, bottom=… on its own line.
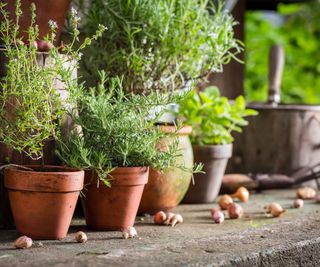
left=110, top=166, right=149, bottom=174
left=85, top=166, right=149, bottom=187
left=248, top=103, right=320, bottom=111
left=192, top=143, right=233, bottom=149
left=192, top=143, right=233, bottom=159
left=4, top=165, right=83, bottom=175
left=85, top=166, right=149, bottom=175
left=157, top=125, right=192, bottom=135
left=5, top=165, right=84, bottom=192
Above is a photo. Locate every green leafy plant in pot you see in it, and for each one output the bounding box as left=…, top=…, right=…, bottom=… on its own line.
left=78, top=0, right=244, bottom=213
left=178, top=86, right=258, bottom=203
left=56, top=72, right=201, bottom=230
left=0, top=2, right=105, bottom=239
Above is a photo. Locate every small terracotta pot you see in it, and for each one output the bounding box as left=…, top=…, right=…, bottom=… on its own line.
left=138, top=126, right=193, bottom=214
left=4, top=0, right=71, bottom=45
left=4, top=166, right=84, bottom=239
left=182, top=144, right=233, bottom=203
left=82, top=167, right=149, bottom=230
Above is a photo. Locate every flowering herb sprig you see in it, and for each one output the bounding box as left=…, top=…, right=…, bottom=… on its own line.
left=0, top=0, right=106, bottom=160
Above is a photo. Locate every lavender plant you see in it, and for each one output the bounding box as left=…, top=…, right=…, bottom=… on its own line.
left=80, top=0, right=243, bottom=93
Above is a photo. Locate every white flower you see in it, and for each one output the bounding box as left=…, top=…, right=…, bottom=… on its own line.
left=71, top=7, right=78, bottom=17
left=48, top=20, right=58, bottom=30
left=142, top=37, right=147, bottom=45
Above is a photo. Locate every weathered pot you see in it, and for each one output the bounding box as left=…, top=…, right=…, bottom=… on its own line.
left=4, top=166, right=84, bottom=240
left=82, top=167, right=149, bottom=230
left=138, top=126, right=194, bottom=214
left=4, top=0, right=71, bottom=45
left=182, top=144, right=233, bottom=203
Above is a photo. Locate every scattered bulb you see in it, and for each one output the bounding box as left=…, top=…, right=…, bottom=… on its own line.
left=14, top=236, right=32, bottom=249
left=218, top=195, right=233, bottom=210
left=75, top=231, right=87, bottom=243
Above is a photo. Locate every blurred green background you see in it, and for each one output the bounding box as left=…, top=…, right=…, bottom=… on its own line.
left=245, top=1, right=320, bottom=104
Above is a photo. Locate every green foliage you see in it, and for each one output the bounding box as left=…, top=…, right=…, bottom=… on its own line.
left=245, top=0, right=320, bottom=104
left=56, top=72, right=202, bottom=186
left=79, top=0, right=243, bottom=93
left=0, top=1, right=105, bottom=160
left=177, top=87, right=257, bottom=145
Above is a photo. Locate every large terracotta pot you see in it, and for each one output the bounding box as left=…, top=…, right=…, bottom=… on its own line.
left=0, top=50, right=77, bottom=229
left=138, top=126, right=194, bottom=214
left=82, top=167, right=149, bottom=230
left=4, top=166, right=84, bottom=240
left=4, top=0, right=71, bottom=45
left=182, top=144, right=233, bottom=203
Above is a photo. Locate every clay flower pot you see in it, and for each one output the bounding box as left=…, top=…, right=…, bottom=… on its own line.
left=4, top=166, right=84, bottom=240
left=4, top=0, right=71, bottom=45
left=82, top=167, right=149, bottom=230
left=138, top=126, right=194, bottom=214
left=182, top=144, right=233, bottom=203
left=0, top=50, right=77, bottom=229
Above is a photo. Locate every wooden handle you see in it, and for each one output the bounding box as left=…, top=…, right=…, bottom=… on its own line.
left=221, top=174, right=258, bottom=193
left=257, top=174, right=293, bottom=189
left=268, top=45, right=285, bottom=104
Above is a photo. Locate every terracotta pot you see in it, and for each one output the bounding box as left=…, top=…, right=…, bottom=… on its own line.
left=182, top=144, right=233, bottom=203
left=0, top=50, right=77, bottom=229
left=4, top=166, right=84, bottom=239
left=82, top=167, right=149, bottom=230
left=4, top=0, right=71, bottom=45
left=138, top=126, right=194, bottom=214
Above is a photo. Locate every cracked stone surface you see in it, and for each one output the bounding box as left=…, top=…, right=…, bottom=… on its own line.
left=0, top=189, right=319, bottom=266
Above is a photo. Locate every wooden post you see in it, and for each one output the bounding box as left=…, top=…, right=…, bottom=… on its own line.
left=202, top=0, right=245, bottom=98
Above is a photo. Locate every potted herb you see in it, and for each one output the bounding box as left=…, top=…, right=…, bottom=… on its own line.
left=79, top=0, right=243, bottom=213
left=178, top=86, right=257, bottom=203
left=80, top=0, right=242, bottom=93
left=56, top=72, right=197, bottom=230
left=0, top=2, right=105, bottom=239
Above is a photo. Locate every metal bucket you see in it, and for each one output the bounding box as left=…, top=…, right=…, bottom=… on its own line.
left=228, top=45, right=320, bottom=175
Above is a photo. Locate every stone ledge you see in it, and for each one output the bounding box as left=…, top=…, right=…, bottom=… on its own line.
left=0, top=189, right=319, bottom=267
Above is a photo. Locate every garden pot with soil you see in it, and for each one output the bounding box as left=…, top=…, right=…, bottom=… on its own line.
left=182, top=144, right=232, bottom=203
left=0, top=3, right=104, bottom=232
left=4, top=166, right=84, bottom=239
left=56, top=77, right=189, bottom=228
left=138, top=125, right=194, bottom=214
left=0, top=49, right=76, bottom=229
left=177, top=87, right=257, bottom=204
left=82, top=167, right=149, bottom=230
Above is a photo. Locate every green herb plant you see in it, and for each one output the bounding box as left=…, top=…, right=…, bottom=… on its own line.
left=0, top=1, right=105, bottom=160
left=57, top=71, right=203, bottom=186
left=177, top=86, right=258, bottom=145
left=79, top=0, right=243, bottom=93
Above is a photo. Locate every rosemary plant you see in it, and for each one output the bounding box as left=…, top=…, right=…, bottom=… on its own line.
left=0, top=1, right=105, bottom=160
left=80, top=0, right=243, bottom=93
left=56, top=71, right=202, bottom=186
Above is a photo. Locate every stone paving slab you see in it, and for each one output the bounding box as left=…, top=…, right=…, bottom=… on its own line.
left=0, top=189, right=319, bottom=267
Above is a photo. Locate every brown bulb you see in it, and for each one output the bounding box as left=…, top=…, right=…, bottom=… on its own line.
left=218, top=194, right=233, bottom=210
